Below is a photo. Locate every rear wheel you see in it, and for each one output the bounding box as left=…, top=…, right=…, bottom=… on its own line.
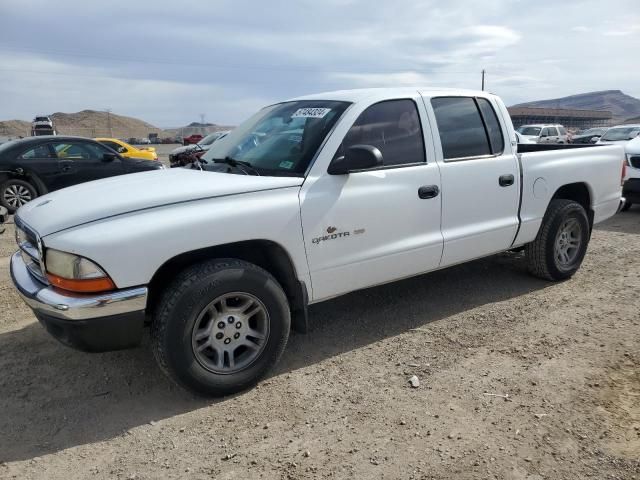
left=0, top=179, right=37, bottom=213
left=525, top=199, right=590, bottom=281
left=151, top=259, right=290, bottom=396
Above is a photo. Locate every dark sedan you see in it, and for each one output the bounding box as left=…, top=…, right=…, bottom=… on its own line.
left=0, top=136, right=163, bottom=212
left=571, top=127, right=608, bottom=144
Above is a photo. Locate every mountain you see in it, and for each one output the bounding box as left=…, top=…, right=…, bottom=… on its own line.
left=512, top=90, right=640, bottom=122
left=0, top=110, right=167, bottom=138
left=164, top=123, right=235, bottom=138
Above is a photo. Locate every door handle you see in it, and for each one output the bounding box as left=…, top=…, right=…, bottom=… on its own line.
left=61, top=165, right=72, bottom=172
left=499, top=174, right=514, bottom=187
left=418, top=185, right=439, bottom=199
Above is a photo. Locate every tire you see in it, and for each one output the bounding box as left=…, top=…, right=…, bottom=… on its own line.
left=620, top=201, right=632, bottom=212
left=0, top=179, right=37, bottom=213
left=151, top=258, right=290, bottom=397
left=525, top=199, right=590, bottom=281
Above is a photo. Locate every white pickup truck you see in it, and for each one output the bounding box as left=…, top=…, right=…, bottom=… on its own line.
left=10, top=88, right=624, bottom=396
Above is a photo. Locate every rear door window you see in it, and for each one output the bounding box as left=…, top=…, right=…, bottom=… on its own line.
left=476, top=98, right=505, bottom=154
left=20, top=144, right=55, bottom=159
left=431, top=97, right=491, bottom=160
left=548, top=127, right=559, bottom=136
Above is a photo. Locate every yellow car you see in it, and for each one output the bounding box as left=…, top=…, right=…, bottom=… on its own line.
left=94, top=138, right=158, bottom=161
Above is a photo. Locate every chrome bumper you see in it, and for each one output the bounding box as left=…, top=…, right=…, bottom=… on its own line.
left=10, top=251, right=147, bottom=321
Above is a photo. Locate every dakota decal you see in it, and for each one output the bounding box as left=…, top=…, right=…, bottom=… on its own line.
left=312, top=227, right=365, bottom=245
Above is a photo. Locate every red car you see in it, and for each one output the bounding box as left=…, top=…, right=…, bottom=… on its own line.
left=183, top=134, right=204, bottom=145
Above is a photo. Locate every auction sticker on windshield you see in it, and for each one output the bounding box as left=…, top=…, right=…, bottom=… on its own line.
left=291, top=108, right=331, bottom=119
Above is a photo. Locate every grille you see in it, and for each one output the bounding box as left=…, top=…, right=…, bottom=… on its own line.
left=15, top=218, right=48, bottom=284
left=629, top=155, right=640, bottom=169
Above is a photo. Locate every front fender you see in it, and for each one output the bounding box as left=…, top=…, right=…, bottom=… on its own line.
left=43, top=187, right=309, bottom=289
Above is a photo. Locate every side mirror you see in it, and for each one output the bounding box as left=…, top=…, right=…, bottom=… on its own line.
left=118, top=146, right=127, bottom=154
left=102, top=152, right=118, bottom=162
left=590, top=136, right=599, bottom=143
left=328, top=144, right=383, bottom=175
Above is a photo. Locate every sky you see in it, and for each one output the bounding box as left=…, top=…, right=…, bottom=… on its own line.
left=1, top=0, right=639, bottom=127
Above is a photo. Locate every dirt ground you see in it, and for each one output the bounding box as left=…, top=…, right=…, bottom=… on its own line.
left=0, top=210, right=639, bottom=480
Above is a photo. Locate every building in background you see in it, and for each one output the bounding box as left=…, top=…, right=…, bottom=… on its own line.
left=507, top=107, right=612, bottom=130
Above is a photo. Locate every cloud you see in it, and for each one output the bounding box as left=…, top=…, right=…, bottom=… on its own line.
left=0, top=0, right=639, bottom=125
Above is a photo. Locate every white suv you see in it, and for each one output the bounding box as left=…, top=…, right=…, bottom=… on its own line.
left=517, top=124, right=569, bottom=144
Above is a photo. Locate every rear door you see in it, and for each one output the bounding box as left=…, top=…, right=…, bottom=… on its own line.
left=300, top=97, right=443, bottom=301
left=13, top=143, right=62, bottom=190
left=426, top=95, right=520, bottom=266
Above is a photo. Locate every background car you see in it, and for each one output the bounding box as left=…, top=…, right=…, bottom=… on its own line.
left=168, top=131, right=230, bottom=165
left=570, top=127, right=608, bottom=144
left=0, top=136, right=163, bottom=212
left=516, top=124, right=569, bottom=144
left=95, top=137, right=158, bottom=161
left=597, top=124, right=640, bottom=145
left=183, top=134, right=204, bottom=145
left=515, top=132, right=535, bottom=144
left=621, top=136, right=640, bottom=211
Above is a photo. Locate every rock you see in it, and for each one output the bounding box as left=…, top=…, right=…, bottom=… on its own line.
left=448, top=433, right=455, bottom=439
left=303, top=451, right=310, bottom=458
left=408, top=375, right=420, bottom=388
left=179, top=427, right=185, bottom=433
left=400, top=420, right=407, bottom=425
left=222, top=453, right=237, bottom=461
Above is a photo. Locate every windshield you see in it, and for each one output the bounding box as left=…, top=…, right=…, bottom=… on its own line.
left=581, top=128, right=606, bottom=136
left=198, top=132, right=226, bottom=146
left=517, top=126, right=541, bottom=136
left=600, top=127, right=640, bottom=141
left=202, top=100, right=350, bottom=176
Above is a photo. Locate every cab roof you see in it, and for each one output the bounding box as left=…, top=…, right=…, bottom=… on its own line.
left=289, top=87, right=498, bottom=104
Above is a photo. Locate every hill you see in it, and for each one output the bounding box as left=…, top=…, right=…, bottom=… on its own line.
left=512, top=90, right=640, bottom=122
left=164, top=122, right=235, bottom=138
left=0, top=110, right=167, bottom=139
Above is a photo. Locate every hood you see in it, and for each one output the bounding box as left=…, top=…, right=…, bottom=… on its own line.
left=522, top=135, right=538, bottom=141
left=17, top=169, right=303, bottom=236
left=170, top=144, right=211, bottom=156
left=626, top=137, right=640, bottom=154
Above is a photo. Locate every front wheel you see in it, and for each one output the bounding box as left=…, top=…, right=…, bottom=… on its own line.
left=525, top=199, right=590, bottom=281
left=620, top=201, right=632, bottom=212
left=151, top=259, right=291, bottom=396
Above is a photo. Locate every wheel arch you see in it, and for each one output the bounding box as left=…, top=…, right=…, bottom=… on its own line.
left=0, top=169, right=48, bottom=196
left=147, top=239, right=309, bottom=332
left=550, top=182, right=594, bottom=230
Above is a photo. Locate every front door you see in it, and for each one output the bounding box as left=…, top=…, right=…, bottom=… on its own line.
left=51, top=141, right=124, bottom=189
left=427, top=95, right=520, bottom=267
left=300, top=97, right=443, bottom=302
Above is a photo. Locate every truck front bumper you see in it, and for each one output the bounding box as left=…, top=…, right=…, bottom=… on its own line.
left=10, top=252, right=148, bottom=352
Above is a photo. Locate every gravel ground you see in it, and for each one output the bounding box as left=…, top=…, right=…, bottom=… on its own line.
left=0, top=210, right=639, bottom=480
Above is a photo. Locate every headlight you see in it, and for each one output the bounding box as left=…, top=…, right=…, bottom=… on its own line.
left=45, top=249, right=116, bottom=293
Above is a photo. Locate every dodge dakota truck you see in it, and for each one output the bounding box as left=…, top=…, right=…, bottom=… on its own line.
left=10, top=88, right=625, bottom=396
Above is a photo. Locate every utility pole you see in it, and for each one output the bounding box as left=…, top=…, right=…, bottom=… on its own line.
left=105, top=108, right=113, bottom=137
left=481, top=69, right=486, bottom=91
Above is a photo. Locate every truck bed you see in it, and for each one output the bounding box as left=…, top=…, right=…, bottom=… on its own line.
left=516, top=143, right=602, bottom=153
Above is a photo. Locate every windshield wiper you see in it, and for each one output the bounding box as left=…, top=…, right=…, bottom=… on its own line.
left=211, top=156, right=261, bottom=176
